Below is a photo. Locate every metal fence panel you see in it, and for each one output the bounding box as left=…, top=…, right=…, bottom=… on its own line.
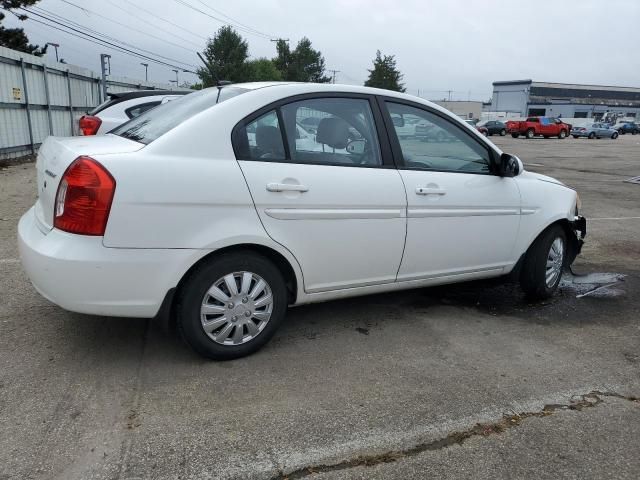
left=0, top=45, right=189, bottom=159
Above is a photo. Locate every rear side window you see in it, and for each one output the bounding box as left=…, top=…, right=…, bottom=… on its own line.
left=233, top=97, right=383, bottom=167
left=111, top=87, right=248, bottom=144
left=239, top=110, right=286, bottom=161
left=125, top=101, right=161, bottom=119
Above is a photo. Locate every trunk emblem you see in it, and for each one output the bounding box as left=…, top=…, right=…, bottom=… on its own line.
left=45, top=169, right=57, bottom=179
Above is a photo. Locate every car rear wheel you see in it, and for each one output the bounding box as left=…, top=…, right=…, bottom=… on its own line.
left=500, top=129, right=506, bottom=136
left=612, top=132, right=619, bottom=139
left=526, top=129, right=535, bottom=139
left=177, top=252, right=288, bottom=360
left=588, top=132, right=596, bottom=139
left=520, top=225, right=567, bottom=300
left=633, top=130, right=638, bottom=135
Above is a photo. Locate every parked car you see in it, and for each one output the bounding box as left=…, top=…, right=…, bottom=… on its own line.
left=571, top=123, right=619, bottom=139
left=466, top=119, right=488, bottom=136
left=478, top=120, right=507, bottom=136
left=78, top=90, right=189, bottom=135
left=18, top=83, right=586, bottom=360
left=506, top=117, right=571, bottom=139
left=614, top=122, right=639, bottom=135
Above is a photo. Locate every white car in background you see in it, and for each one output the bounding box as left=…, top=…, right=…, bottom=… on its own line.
left=19, top=82, right=586, bottom=360
left=78, top=90, right=189, bottom=135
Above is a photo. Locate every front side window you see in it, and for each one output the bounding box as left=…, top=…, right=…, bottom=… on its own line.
left=280, top=98, right=382, bottom=166
left=386, top=102, right=491, bottom=174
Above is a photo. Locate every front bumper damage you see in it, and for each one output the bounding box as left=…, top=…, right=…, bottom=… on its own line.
left=568, top=215, right=587, bottom=264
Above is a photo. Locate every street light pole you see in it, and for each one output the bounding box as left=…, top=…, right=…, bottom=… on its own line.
left=172, top=69, right=179, bottom=85
left=140, top=63, right=148, bottom=81
left=46, top=42, right=60, bottom=62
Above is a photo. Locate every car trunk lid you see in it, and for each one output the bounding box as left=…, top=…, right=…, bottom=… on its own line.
left=35, top=135, right=143, bottom=233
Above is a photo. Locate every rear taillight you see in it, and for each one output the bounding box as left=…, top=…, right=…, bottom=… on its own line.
left=54, top=156, right=115, bottom=236
left=79, top=115, right=102, bottom=136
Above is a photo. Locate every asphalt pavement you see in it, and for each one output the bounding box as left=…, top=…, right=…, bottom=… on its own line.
left=0, top=134, right=638, bottom=479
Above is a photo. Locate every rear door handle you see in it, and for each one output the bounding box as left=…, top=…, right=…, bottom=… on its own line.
left=416, top=186, right=446, bottom=195
left=266, top=183, right=309, bottom=193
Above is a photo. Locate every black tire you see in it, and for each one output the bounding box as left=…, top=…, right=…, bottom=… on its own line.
left=588, top=132, right=596, bottom=139
left=558, top=130, right=567, bottom=139
left=612, top=132, right=619, bottom=139
left=511, top=133, right=519, bottom=138
left=177, top=252, right=288, bottom=360
left=526, top=129, right=535, bottom=139
left=500, top=129, right=506, bottom=136
left=520, top=225, right=567, bottom=300
left=633, top=130, right=638, bottom=135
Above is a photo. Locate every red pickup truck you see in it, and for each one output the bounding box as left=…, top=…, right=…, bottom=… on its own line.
left=506, top=117, right=571, bottom=139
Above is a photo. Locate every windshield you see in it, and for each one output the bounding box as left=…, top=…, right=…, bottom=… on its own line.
left=111, top=86, right=248, bottom=144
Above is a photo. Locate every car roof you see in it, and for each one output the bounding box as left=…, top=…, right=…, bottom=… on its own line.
left=207, top=82, right=467, bottom=120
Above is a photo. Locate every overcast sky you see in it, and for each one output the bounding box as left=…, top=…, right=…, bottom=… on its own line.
left=5, top=0, right=640, bottom=100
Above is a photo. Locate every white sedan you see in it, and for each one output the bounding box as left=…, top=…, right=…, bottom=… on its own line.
left=18, top=82, right=586, bottom=360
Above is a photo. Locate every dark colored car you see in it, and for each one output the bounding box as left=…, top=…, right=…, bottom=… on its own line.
left=616, top=122, right=639, bottom=135
left=478, top=120, right=506, bottom=136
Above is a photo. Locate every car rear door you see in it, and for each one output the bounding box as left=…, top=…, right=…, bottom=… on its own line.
left=380, top=99, right=521, bottom=281
left=233, top=94, right=407, bottom=293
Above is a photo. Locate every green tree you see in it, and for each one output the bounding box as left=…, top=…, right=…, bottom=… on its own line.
left=364, top=50, right=405, bottom=92
left=246, top=58, right=281, bottom=82
left=273, top=37, right=329, bottom=83
left=197, top=26, right=249, bottom=86
left=0, top=1, right=47, bottom=56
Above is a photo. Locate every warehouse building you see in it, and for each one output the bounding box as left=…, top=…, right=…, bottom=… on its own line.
left=489, top=79, right=640, bottom=120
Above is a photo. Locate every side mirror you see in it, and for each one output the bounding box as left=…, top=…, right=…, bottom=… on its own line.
left=391, top=115, right=405, bottom=128
left=346, top=139, right=366, bottom=155
left=497, top=153, right=521, bottom=177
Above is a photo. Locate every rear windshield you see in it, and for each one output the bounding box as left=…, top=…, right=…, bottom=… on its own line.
left=110, top=86, right=248, bottom=144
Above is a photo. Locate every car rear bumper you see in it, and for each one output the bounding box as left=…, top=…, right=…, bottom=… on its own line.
left=572, top=131, right=589, bottom=137
left=18, top=207, right=197, bottom=318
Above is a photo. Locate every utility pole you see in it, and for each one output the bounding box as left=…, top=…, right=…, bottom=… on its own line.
left=100, top=54, right=111, bottom=102
left=141, top=63, right=148, bottom=81
left=447, top=90, right=452, bottom=101
left=328, top=69, right=340, bottom=84
left=46, top=42, right=59, bottom=62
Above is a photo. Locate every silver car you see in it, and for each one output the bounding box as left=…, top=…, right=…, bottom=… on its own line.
left=571, top=123, right=619, bottom=139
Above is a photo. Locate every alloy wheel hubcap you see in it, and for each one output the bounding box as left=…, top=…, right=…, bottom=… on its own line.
left=545, top=238, right=565, bottom=288
left=200, top=271, right=273, bottom=345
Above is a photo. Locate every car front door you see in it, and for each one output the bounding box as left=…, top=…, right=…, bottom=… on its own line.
left=233, top=95, right=407, bottom=293
left=381, top=100, right=521, bottom=281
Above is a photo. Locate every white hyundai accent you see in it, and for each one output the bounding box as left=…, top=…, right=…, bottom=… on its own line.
left=18, top=82, right=586, bottom=359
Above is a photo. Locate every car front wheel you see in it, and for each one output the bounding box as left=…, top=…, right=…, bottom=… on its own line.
left=520, top=225, right=567, bottom=299
left=177, top=252, right=288, bottom=360
left=500, top=129, right=506, bottom=136
left=612, top=132, right=619, bottom=139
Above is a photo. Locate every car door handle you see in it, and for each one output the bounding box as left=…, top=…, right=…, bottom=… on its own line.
left=266, top=183, right=309, bottom=193
left=416, top=186, right=446, bottom=195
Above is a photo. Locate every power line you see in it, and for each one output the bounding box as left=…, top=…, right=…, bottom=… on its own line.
left=171, top=0, right=275, bottom=40
left=29, top=6, right=198, bottom=70
left=192, top=0, right=277, bottom=39
left=104, top=0, right=203, bottom=48
left=117, top=0, right=208, bottom=42
left=56, top=0, right=200, bottom=54
left=20, top=10, right=197, bottom=72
